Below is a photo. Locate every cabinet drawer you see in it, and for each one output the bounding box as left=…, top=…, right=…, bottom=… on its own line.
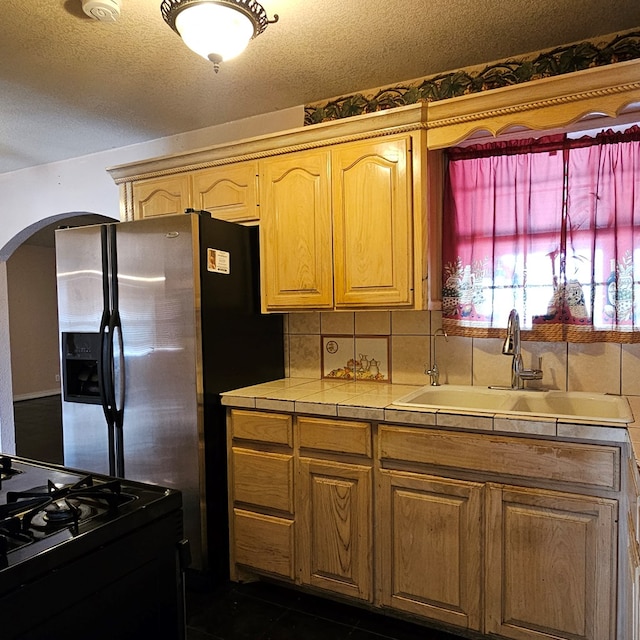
left=232, top=448, right=294, bottom=513
left=233, top=509, right=295, bottom=579
left=231, top=409, right=292, bottom=446
left=378, top=426, right=620, bottom=490
left=298, top=417, right=372, bottom=457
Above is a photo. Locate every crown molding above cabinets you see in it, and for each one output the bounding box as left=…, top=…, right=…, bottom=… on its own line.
left=106, top=59, right=640, bottom=313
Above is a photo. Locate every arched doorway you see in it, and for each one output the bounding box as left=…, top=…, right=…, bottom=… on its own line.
left=0, top=212, right=115, bottom=457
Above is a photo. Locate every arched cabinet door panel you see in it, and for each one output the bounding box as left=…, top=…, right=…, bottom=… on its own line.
left=132, top=174, right=191, bottom=220
left=259, top=149, right=334, bottom=311
left=332, top=136, right=414, bottom=308
left=191, top=161, right=259, bottom=223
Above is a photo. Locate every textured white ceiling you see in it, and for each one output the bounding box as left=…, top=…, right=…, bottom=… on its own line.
left=1, top=0, right=639, bottom=174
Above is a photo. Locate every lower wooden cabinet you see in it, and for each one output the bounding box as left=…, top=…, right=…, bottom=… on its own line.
left=628, top=533, right=640, bottom=640
left=377, top=470, right=483, bottom=630
left=485, top=484, right=617, bottom=640
left=621, top=452, right=640, bottom=640
left=376, top=472, right=618, bottom=640
left=228, top=410, right=295, bottom=581
left=227, top=409, right=624, bottom=640
left=297, top=457, right=372, bottom=601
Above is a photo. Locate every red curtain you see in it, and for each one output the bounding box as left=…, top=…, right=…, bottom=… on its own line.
left=442, top=126, right=640, bottom=342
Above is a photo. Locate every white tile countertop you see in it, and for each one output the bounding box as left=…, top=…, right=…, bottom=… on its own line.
left=221, top=378, right=636, bottom=444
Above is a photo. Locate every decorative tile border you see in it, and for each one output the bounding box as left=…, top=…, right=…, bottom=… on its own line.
left=305, top=30, right=640, bottom=125
left=322, top=335, right=390, bottom=381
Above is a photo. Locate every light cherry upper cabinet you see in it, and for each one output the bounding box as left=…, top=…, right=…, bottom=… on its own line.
left=110, top=60, right=640, bottom=292
left=332, top=137, right=413, bottom=308
left=191, top=161, right=259, bottom=223
left=131, top=174, right=191, bottom=219
left=259, top=149, right=334, bottom=309
left=259, top=134, right=426, bottom=312
left=108, top=105, right=437, bottom=306
left=131, top=163, right=259, bottom=223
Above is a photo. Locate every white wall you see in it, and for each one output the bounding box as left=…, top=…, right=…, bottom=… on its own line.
left=0, top=107, right=304, bottom=255
left=0, top=106, right=304, bottom=452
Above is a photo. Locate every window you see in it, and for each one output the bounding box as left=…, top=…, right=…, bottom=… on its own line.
left=441, top=126, right=640, bottom=343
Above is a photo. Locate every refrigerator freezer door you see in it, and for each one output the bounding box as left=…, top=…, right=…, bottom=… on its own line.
left=56, top=224, right=112, bottom=475
left=114, top=215, right=204, bottom=568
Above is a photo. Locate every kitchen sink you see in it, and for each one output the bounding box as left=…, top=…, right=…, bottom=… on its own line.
left=391, top=385, right=514, bottom=412
left=391, top=386, right=633, bottom=423
left=507, top=391, right=633, bottom=422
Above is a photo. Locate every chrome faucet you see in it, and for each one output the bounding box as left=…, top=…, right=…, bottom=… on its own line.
left=502, top=309, right=543, bottom=389
left=425, top=328, right=448, bottom=386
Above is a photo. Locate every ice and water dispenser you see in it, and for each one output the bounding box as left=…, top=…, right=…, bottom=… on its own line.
left=61, top=332, right=101, bottom=404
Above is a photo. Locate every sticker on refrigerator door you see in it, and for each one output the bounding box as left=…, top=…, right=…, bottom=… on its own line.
left=207, top=248, right=230, bottom=274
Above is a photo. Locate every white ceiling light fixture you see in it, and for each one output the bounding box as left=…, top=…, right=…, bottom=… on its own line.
left=160, top=0, right=279, bottom=73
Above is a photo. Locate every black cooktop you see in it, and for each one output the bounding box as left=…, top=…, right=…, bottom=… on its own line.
left=0, top=455, right=182, bottom=585
left=0, top=455, right=186, bottom=640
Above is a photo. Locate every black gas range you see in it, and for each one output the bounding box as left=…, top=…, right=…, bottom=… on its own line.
left=0, top=455, right=188, bottom=640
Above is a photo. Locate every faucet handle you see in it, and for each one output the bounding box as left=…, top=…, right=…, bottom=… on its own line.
left=519, top=356, right=544, bottom=381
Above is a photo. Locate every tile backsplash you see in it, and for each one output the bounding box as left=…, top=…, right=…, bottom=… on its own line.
left=283, top=310, right=640, bottom=396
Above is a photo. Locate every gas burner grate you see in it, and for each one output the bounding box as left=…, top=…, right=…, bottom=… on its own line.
left=4, top=475, right=130, bottom=532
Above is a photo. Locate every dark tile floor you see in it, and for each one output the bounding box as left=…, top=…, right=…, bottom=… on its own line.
left=187, top=580, right=465, bottom=640
left=12, top=395, right=466, bottom=640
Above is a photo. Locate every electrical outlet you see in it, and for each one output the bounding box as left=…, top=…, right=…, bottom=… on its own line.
left=55, top=374, right=60, bottom=382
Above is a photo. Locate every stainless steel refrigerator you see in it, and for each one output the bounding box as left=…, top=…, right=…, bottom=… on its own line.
left=55, top=212, right=284, bottom=576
